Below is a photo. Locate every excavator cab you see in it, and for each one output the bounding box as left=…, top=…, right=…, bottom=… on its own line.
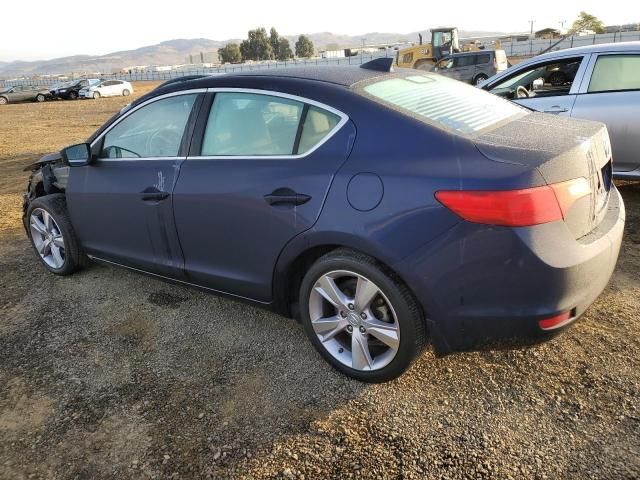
left=431, top=27, right=460, bottom=61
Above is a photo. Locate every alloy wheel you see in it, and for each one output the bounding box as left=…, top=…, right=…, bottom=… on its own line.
left=309, top=270, right=400, bottom=371
left=29, top=208, right=65, bottom=269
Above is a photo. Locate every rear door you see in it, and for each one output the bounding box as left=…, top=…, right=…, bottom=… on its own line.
left=173, top=89, right=356, bottom=302
left=571, top=51, right=640, bottom=172
left=452, top=55, right=475, bottom=82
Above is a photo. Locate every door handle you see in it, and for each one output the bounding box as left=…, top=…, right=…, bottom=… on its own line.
left=141, top=187, right=169, bottom=201
left=264, top=188, right=311, bottom=206
left=544, top=106, right=568, bottom=114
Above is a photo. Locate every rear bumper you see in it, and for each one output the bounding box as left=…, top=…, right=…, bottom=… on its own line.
left=397, top=187, right=625, bottom=354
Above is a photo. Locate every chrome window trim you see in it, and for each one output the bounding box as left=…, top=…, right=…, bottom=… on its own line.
left=192, top=87, right=350, bottom=160
left=89, top=89, right=207, bottom=157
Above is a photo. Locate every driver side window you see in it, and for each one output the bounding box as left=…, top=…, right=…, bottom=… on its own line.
left=489, top=57, right=584, bottom=99
left=101, top=94, right=197, bottom=159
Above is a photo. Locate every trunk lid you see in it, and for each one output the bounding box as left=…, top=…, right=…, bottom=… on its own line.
left=473, top=112, right=613, bottom=239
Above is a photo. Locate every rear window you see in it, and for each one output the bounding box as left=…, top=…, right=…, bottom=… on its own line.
left=362, top=74, right=525, bottom=134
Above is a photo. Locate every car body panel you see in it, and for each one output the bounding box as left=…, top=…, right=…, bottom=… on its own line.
left=24, top=65, right=625, bottom=355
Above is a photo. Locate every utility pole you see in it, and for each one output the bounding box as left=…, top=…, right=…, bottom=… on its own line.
left=361, top=38, right=366, bottom=63
left=559, top=19, right=566, bottom=33
left=529, top=19, right=535, bottom=55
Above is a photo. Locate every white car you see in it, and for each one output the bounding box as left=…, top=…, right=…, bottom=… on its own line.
left=79, top=80, right=133, bottom=99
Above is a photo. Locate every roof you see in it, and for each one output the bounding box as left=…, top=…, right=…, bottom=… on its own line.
left=530, top=41, right=640, bottom=62
left=225, top=64, right=396, bottom=87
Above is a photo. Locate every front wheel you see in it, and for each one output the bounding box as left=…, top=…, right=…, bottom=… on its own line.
left=474, top=74, right=488, bottom=86
left=26, top=194, right=85, bottom=276
left=68, top=91, right=78, bottom=100
left=299, top=249, right=427, bottom=382
left=35, top=94, right=45, bottom=102
left=92, top=91, right=100, bottom=99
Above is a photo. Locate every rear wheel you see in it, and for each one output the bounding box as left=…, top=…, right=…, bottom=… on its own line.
left=0, top=96, right=7, bottom=105
left=299, top=249, right=427, bottom=382
left=92, top=91, right=100, bottom=99
left=474, top=73, right=488, bottom=86
left=122, top=89, right=130, bottom=96
left=27, top=194, right=85, bottom=276
left=35, top=94, right=45, bottom=102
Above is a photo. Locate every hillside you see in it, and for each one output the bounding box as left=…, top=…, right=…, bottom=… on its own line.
left=0, top=30, right=506, bottom=77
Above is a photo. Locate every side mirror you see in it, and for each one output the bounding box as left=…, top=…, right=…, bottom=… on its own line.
left=61, top=143, right=92, bottom=167
left=532, top=78, right=544, bottom=91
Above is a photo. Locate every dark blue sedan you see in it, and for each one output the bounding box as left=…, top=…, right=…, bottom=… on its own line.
left=23, top=59, right=625, bottom=382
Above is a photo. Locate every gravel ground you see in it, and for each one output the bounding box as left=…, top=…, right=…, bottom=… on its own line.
left=1, top=86, right=639, bottom=479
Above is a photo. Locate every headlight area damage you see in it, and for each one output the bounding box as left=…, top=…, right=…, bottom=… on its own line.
left=22, top=152, right=69, bottom=231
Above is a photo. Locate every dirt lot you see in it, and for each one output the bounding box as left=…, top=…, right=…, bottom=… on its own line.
left=1, top=83, right=639, bottom=480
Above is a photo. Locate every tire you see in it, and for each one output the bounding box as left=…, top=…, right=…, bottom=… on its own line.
left=92, top=91, right=100, bottom=99
left=474, top=74, right=488, bottom=86
left=26, top=194, right=85, bottom=276
left=68, top=91, right=77, bottom=100
left=122, top=89, right=130, bottom=96
left=299, top=248, right=427, bottom=382
left=35, top=94, right=45, bottom=102
left=0, top=96, right=7, bottom=105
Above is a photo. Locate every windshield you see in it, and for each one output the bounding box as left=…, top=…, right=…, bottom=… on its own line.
left=362, top=74, right=526, bottom=135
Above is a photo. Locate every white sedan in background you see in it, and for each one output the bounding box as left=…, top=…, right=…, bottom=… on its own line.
left=79, top=80, right=133, bottom=99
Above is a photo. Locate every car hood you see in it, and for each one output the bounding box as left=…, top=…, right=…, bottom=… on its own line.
left=23, top=151, right=62, bottom=172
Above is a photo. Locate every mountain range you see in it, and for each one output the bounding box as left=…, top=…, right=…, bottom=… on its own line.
left=0, top=30, right=507, bottom=78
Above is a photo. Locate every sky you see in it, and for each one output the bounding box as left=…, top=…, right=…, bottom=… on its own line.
left=0, top=0, right=635, bottom=62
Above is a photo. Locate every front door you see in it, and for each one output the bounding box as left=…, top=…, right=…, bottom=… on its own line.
left=173, top=90, right=356, bottom=302
left=66, top=92, right=202, bottom=277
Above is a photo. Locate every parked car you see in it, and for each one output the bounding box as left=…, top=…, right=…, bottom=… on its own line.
left=481, top=42, right=640, bottom=179
left=51, top=79, right=101, bottom=100
left=79, top=80, right=133, bottom=99
left=433, top=49, right=509, bottom=85
left=22, top=59, right=624, bottom=382
left=0, top=85, right=50, bottom=104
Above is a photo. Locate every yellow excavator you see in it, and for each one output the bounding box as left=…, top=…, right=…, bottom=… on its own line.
left=396, top=27, right=490, bottom=70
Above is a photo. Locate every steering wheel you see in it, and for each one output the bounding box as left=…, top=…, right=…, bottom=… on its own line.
left=147, top=129, right=182, bottom=156
left=515, top=85, right=530, bottom=99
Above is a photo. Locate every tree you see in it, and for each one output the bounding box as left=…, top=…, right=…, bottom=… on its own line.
left=569, top=11, right=605, bottom=34
left=276, top=38, right=293, bottom=61
left=240, top=28, right=274, bottom=61
left=269, top=27, right=281, bottom=59
left=295, top=35, right=315, bottom=58
left=218, top=43, right=242, bottom=64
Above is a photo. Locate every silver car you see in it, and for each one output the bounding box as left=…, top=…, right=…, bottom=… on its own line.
left=481, top=42, right=640, bottom=179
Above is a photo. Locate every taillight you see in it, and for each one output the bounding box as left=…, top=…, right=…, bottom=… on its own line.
left=435, top=178, right=591, bottom=227
left=538, top=311, right=573, bottom=330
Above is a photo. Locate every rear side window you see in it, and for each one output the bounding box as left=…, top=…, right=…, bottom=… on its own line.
left=455, top=56, right=475, bottom=67
left=476, top=54, right=491, bottom=65
left=363, top=74, right=525, bottom=134
left=588, top=55, right=640, bottom=93
left=298, top=106, right=341, bottom=154
left=201, top=92, right=343, bottom=156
